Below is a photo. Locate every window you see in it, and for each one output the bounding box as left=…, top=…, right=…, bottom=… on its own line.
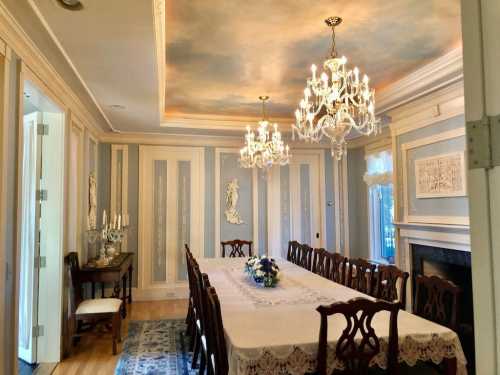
left=364, top=150, right=395, bottom=264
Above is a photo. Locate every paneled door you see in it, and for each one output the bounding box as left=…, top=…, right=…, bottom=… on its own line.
left=268, top=150, right=326, bottom=258
left=139, top=146, right=204, bottom=296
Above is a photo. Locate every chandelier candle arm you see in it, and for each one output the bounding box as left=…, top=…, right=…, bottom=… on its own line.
left=292, top=16, right=380, bottom=160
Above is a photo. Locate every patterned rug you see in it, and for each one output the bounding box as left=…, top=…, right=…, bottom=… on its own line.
left=115, top=319, right=198, bottom=375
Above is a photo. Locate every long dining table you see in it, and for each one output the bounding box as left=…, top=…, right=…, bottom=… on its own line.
left=198, top=257, right=467, bottom=375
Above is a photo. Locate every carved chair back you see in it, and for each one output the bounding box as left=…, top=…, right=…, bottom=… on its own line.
left=329, top=253, right=348, bottom=285
left=221, top=239, right=253, bottom=258
left=313, top=248, right=330, bottom=278
left=206, top=286, right=229, bottom=375
left=376, top=265, right=409, bottom=309
left=413, top=274, right=461, bottom=331
left=315, top=297, right=399, bottom=375
left=347, top=258, right=376, bottom=295
left=65, top=252, right=83, bottom=314
left=298, top=243, right=314, bottom=271
left=287, top=240, right=301, bottom=264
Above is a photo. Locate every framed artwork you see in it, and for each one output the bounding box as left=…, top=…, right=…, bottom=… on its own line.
left=415, top=152, right=466, bottom=198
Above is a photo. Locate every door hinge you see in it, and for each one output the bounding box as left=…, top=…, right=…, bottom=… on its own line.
left=34, top=256, right=46, bottom=269
left=467, top=114, right=500, bottom=170
left=33, top=325, right=44, bottom=338
left=37, top=123, right=49, bottom=135
left=36, top=189, right=48, bottom=201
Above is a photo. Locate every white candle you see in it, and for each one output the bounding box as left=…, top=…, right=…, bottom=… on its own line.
left=102, top=210, right=107, bottom=227
left=126, top=214, right=130, bottom=226
left=118, top=214, right=121, bottom=230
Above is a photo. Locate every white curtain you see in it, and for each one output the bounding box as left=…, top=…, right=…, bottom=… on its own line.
left=363, top=149, right=393, bottom=186
left=18, top=118, right=37, bottom=352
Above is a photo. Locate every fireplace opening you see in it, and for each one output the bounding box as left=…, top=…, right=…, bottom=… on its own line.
left=411, top=244, right=474, bottom=373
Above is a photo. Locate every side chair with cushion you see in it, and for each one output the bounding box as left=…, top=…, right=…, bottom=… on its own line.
left=206, top=286, right=229, bottom=375
left=65, top=252, right=123, bottom=355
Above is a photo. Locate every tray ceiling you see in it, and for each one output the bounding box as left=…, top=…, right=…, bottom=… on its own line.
left=164, top=0, right=462, bottom=127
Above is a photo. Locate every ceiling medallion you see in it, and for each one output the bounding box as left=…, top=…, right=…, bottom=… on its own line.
left=292, top=16, right=380, bottom=160
left=240, top=96, right=291, bottom=169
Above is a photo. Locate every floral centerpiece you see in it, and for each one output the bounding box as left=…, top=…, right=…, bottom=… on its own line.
left=245, top=255, right=281, bottom=288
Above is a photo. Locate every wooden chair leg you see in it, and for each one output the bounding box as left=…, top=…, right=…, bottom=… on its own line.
left=192, top=332, right=200, bottom=369
left=199, top=350, right=206, bottom=375
left=112, top=312, right=120, bottom=355
left=444, top=357, right=457, bottom=375
left=117, top=313, right=122, bottom=343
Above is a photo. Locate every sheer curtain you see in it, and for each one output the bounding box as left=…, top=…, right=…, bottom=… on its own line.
left=18, top=118, right=37, bottom=353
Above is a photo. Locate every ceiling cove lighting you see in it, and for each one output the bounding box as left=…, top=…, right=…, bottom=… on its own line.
left=239, top=96, right=291, bottom=170
left=292, top=16, right=380, bottom=160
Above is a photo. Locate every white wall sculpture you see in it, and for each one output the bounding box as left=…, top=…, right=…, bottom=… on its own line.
left=225, top=178, right=244, bottom=224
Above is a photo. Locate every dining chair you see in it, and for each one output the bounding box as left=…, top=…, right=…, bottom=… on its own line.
left=309, top=297, right=400, bottom=375
left=328, top=253, right=348, bottom=285
left=312, top=248, right=330, bottom=278
left=190, top=259, right=210, bottom=372
left=221, top=239, right=253, bottom=258
left=65, top=252, right=123, bottom=355
left=206, top=286, right=229, bottom=375
left=185, top=244, right=197, bottom=340
left=375, top=264, right=409, bottom=309
left=346, top=258, right=376, bottom=295
left=298, top=243, right=314, bottom=271
left=413, top=274, right=461, bottom=331
left=287, top=240, right=301, bottom=264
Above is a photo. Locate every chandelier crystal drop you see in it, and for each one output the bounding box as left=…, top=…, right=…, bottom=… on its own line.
left=292, top=16, right=380, bottom=160
left=240, top=96, right=291, bottom=169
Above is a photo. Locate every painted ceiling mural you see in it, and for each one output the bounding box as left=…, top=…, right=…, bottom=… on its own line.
left=164, top=0, right=462, bottom=121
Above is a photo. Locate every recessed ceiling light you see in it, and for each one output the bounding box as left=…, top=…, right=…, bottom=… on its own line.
left=109, top=104, right=126, bottom=110
left=55, top=0, right=84, bottom=11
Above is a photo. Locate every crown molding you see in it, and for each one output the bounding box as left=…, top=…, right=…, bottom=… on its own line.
left=162, top=113, right=295, bottom=131
left=153, top=0, right=166, bottom=125
left=26, top=0, right=115, bottom=132
left=376, top=46, right=463, bottom=115
left=0, top=2, right=106, bottom=138
left=388, top=80, right=464, bottom=136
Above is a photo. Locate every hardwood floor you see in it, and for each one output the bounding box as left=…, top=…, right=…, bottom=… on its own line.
left=53, top=299, right=189, bottom=375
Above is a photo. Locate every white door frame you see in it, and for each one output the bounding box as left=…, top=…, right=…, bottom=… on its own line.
left=461, top=0, right=500, bottom=372
left=138, top=145, right=204, bottom=299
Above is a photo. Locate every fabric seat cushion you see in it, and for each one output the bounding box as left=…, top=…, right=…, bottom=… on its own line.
left=76, top=298, right=122, bottom=315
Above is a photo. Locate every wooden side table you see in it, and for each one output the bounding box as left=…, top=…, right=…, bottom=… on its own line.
left=80, top=252, right=134, bottom=318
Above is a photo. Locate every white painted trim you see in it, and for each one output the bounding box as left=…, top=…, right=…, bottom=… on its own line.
left=389, top=81, right=464, bottom=137
left=162, top=114, right=294, bottom=131
left=341, top=155, right=350, bottom=257
left=26, top=0, right=115, bottom=132
left=376, top=47, right=463, bottom=115
left=267, top=167, right=281, bottom=257
left=0, top=2, right=106, bottom=137
left=400, top=127, right=468, bottom=225
left=0, top=37, right=5, bottom=56
left=152, top=0, right=166, bottom=123
left=214, top=148, right=259, bottom=256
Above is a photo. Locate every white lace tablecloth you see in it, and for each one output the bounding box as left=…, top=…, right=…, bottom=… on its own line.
left=199, top=258, right=467, bottom=375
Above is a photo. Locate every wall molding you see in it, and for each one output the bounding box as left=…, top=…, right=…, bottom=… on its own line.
left=401, top=127, right=468, bottom=226
left=377, top=47, right=463, bottom=115
left=214, top=148, right=259, bottom=256
left=152, top=0, right=166, bottom=125
left=110, top=144, right=129, bottom=251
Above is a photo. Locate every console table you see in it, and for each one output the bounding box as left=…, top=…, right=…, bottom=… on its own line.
left=80, top=252, right=134, bottom=318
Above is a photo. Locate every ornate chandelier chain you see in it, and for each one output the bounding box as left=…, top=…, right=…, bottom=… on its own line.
left=240, top=96, right=291, bottom=169
left=292, top=16, right=380, bottom=160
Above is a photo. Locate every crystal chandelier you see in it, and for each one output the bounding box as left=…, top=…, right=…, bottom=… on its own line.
left=292, top=16, right=380, bottom=160
left=240, top=96, right=291, bottom=169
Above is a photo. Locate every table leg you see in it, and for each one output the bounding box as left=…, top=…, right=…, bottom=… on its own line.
left=128, top=266, right=133, bottom=303
left=444, top=357, right=457, bottom=375
left=122, top=275, right=127, bottom=318
left=101, top=282, right=105, bottom=298
left=91, top=282, right=95, bottom=299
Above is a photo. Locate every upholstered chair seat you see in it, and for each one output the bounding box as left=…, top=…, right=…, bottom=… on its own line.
left=75, top=298, right=122, bottom=315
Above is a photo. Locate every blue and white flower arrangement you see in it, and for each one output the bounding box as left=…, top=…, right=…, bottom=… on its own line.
left=244, top=255, right=281, bottom=288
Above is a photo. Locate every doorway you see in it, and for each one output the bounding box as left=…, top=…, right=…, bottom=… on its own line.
left=17, top=79, right=65, bottom=373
